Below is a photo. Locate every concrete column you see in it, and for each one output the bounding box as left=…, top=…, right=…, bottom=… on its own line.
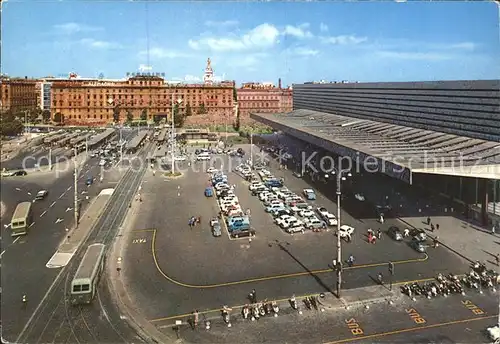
left=459, top=177, right=463, bottom=201
left=493, top=179, right=497, bottom=216
left=475, top=178, right=479, bottom=205
left=481, top=179, right=489, bottom=226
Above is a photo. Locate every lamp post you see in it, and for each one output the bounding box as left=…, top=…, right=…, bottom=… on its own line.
left=171, top=93, right=182, bottom=175
left=332, top=168, right=352, bottom=298
left=73, top=147, right=78, bottom=226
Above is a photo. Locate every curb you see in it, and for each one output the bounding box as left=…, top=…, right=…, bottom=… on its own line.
left=397, top=217, right=474, bottom=264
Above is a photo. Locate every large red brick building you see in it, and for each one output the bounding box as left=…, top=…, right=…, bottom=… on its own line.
left=0, top=76, right=39, bottom=114
left=237, top=80, right=292, bottom=123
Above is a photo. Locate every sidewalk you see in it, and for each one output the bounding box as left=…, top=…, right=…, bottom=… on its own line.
left=45, top=189, right=113, bottom=268
left=319, top=285, right=400, bottom=310
left=399, top=215, right=500, bottom=270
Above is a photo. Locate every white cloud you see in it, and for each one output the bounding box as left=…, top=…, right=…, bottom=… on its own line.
left=79, top=38, right=122, bottom=49
left=204, top=20, right=239, bottom=27
left=291, top=47, right=319, bottom=56
left=320, top=23, right=329, bottom=33
left=54, top=22, right=102, bottom=35
left=283, top=24, right=313, bottom=39
left=321, top=35, right=367, bottom=45
left=188, top=23, right=280, bottom=52
left=446, top=42, right=476, bottom=51
left=140, top=48, right=190, bottom=59
left=375, top=51, right=454, bottom=61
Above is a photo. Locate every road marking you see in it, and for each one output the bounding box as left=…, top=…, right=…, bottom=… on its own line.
left=149, top=229, right=429, bottom=289
left=50, top=201, right=56, bottom=208
left=27, top=192, right=31, bottom=196
left=40, top=210, right=47, bottom=217
left=16, top=188, right=21, bottom=191
left=132, top=238, right=147, bottom=244
left=406, top=308, right=426, bottom=324
left=13, top=237, right=20, bottom=244
left=345, top=318, right=364, bottom=336
left=4, top=223, right=11, bottom=229
left=67, top=186, right=72, bottom=191
left=461, top=299, right=485, bottom=315
left=29, top=222, right=35, bottom=228
left=322, top=315, right=497, bottom=344
left=55, top=218, right=63, bottom=224
left=59, top=193, right=65, bottom=199
left=65, top=207, right=73, bottom=212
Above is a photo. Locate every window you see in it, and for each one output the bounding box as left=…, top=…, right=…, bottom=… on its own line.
left=73, top=285, right=82, bottom=292
left=81, top=284, right=90, bottom=291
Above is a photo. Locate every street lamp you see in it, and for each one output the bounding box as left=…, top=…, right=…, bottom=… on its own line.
left=331, top=168, right=352, bottom=298
left=171, top=94, right=182, bottom=175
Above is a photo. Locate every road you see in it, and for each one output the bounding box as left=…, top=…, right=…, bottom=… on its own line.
left=13, top=141, right=151, bottom=344
left=1, top=146, right=73, bottom=170
left=1, top=129, right=140, bottom=343
left=120, top=145, right=471, bottom=329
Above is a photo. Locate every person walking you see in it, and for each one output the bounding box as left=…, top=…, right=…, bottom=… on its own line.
left=348, top=254, right=355, bottom=267
left=436, top=223, right=439, bottom=231
left=377, top=229, right=382, bottom=240
left=495, top=253, right=499, bottom=266
left=427, top=217, right=431, bottom=225
left=430, top=223, right=435, bottom=232
left=404, top=228, right=410, bottom=237
left=193, top=310, right=199, bottom=329
left=377, top=272, right=383, bottom=285
left=492, top=225, right=496, bottom=235
left=249, top=289, right=257, bottom=303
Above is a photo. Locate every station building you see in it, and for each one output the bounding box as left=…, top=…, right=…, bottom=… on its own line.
left=251, top=80, right=500, bottom=225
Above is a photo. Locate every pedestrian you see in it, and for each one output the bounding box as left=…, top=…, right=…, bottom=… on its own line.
left=348, top=254, right=355, bottom=267
left=379, top=215, right=384, bottom=224
left=193, top=310, right=199, bottom=329
left=427, top=217, right=431, bottom=225
left=368, top=232, right=373, bottom=244
left=492, top=225, right=496, bottom=235
left=249, top=289, right=257, bottom=303
left=377, top=272, right=383, bottom=285
left=377, top=229, right=382, bottom=240
left=433, top=236, right=439, bottom=248
left=22, top=294, right=27, bottom=308
left=436, top=223, right=439, bottom=231
left=496, top=254, right=499, bottom=266
left=430, top=223, right=435, bottom=232
left=404, top=228, right=410, bottom=237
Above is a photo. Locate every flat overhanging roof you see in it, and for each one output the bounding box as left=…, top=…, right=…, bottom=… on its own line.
left=251, top=109, right=500, bottom=181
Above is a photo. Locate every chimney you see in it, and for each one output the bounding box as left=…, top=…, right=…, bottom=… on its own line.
left=278, top=78, right=282, bottom=89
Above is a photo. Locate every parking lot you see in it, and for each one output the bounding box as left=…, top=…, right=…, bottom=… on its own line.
left=121, top=145, right=471, bottom=320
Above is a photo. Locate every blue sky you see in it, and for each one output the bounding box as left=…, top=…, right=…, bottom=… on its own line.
left=2, top=0, right=499, bottom=85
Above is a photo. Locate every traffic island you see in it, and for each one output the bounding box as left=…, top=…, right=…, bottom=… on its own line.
left=164, top=171, right=183, bottom=178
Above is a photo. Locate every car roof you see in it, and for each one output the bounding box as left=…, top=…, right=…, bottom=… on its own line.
left=303, top=189, right=314, bottom=192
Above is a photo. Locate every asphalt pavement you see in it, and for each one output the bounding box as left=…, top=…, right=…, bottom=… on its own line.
left=13, top=142, right=151, bottom=344
left=178, top=289, right=498, bottom=344
left=120, top=147, right=471, bottom=330
left=1, top=146, right=73, bottom=170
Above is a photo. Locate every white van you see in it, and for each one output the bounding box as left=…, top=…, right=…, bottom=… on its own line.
left=197, top=153, right=211, bottom=161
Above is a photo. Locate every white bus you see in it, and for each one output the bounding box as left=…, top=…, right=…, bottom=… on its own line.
left=10, top=202, right=33, bottom=237
left=70, top=243, right=106, bottom=305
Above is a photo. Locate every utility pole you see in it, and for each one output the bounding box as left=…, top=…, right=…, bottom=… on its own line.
left=85, top=135, right=88, bottom=157
left=250, top=130, right=253, bottom=167
left=48, top=147, right=52, bottom=170
left=73, top=147, right=78, bottom=226
left=171, top=93, right=182, bottom=175
left=336, top=171, right=342, bottom=298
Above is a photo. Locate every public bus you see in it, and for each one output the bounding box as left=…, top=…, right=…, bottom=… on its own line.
left=70, top=243, right=106, bottom=305
left=10, top=202, right=33, bottom=237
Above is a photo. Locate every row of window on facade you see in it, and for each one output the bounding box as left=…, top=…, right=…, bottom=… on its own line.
left=58, top=87, right=230, bottom=94
left=52, top=100, right=233, bottom=107
left=55, top=94, right=229, bottom=102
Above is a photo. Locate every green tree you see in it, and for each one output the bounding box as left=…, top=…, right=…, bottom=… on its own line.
left=29, top=108, right=41, bottom=123
left=185, top=103, right=193, bottom=117
left=113, top=105, right=121, bottom=123
left=126, top=110, right=134, bottom=123
left=53, top=112, right=64, bottom=124
left=41, top=110, right=51, bottom=123
left=140, top=109, right=147, bottom=121
left=0, top=120, right=24, bottom=137
left=197, top=103, right=207, bottom=115
left=173, top=103, right=186, bottom=127
left=233, top=108, right=241, bottom=131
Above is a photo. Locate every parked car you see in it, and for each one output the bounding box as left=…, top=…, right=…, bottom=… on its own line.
left=271, top=208, right=294, bottom=218
left=303, top=217, right=327, bottom=230
left=411, top=229, right=427, bottom=242
left=322, top=213, right=338, bottom=226
left=354, top=193, right=365, bottom=201
left=410, top=237, right=426, bottom=252
left=212, top=223, right=222, bottom=237
left=286, top=223, right=305, bottom=234
left=299, top=209, right=315, bottom=218
left=303, top=189, right=316, bottom=200
left=387, top=226, right=403, bottom=241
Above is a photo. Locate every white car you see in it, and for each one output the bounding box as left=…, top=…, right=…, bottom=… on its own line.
left=286, top=223, right=306, bottom=234
left=355, top=193, right=365, bottom=201
left=338, top=225, right=355, bottom=239
left=175, top=155, right=187, bottom=161
left=275, top=215, right=294, bottom=226
left=249, top=183, right=264, bottom=191
left=316, top=207, right=330, bottom=218
left=259, top=192, right=276, bottom=202
left=291, top=203, right=313, bottom=213
left=323, top=213, right=338, bottom=226
left=303, top=217, right=327, bottom=230
left=299, top=209, right=315, bottom=218
left=280, top=217, right=302, bottom=229
left=487, top=325, right=499, bottom=341
left=207, top=167, right=218, bottom=173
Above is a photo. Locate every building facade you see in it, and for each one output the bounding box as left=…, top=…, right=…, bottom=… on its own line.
left=1, top=77, right=39, bottom=114
left=293, top=80, right=500, bottom=142
left=237, top=82, right=292, bottom=123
